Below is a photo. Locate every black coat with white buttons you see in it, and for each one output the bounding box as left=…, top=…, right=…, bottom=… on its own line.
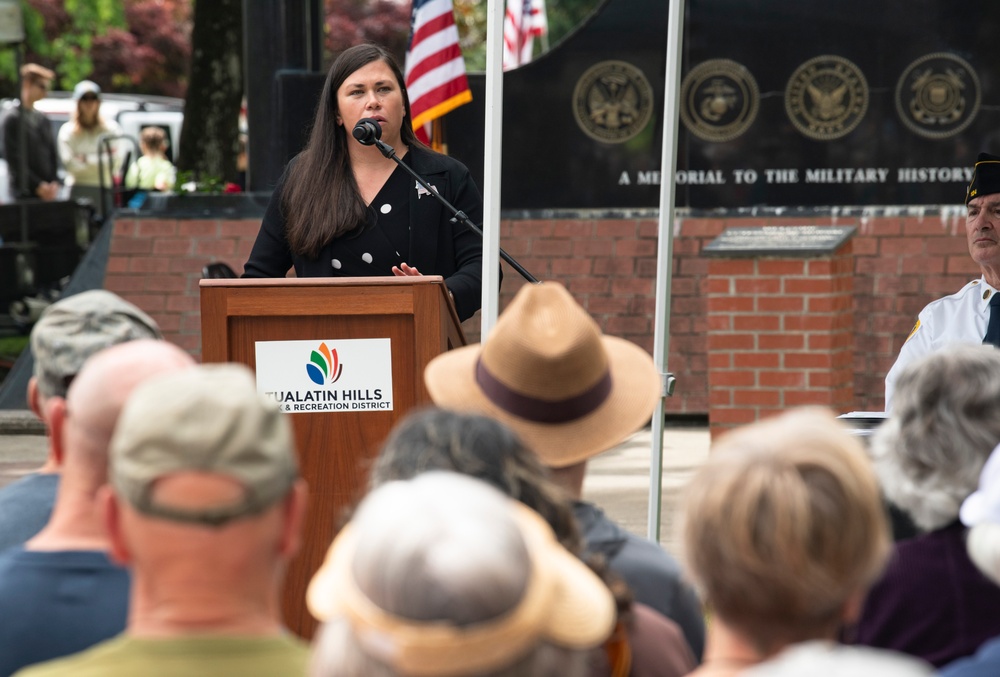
left=242, top=146, right=494, bottom=322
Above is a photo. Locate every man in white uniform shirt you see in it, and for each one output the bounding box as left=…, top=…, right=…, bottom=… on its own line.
left=885, top=152, right=1000, bottom=411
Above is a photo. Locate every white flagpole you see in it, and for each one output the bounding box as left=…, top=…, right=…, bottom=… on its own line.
left=648, top=0, right=686, bottom=542
left=481, top=0, right=505, bottom=337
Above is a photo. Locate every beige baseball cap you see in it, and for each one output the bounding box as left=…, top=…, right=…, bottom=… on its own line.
left=109, top=363, right=298, bottom=526
left=31, top=290, right=161, bottom=398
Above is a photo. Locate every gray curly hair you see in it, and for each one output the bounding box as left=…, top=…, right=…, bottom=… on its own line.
left=871, top=344, right=1000, bottom=531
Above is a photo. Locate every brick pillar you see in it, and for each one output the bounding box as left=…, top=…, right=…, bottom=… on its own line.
left=706, top=242, right=854, bottom=438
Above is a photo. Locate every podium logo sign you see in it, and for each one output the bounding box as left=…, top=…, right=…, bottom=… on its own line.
left=255, top=339, right=393, bottom=414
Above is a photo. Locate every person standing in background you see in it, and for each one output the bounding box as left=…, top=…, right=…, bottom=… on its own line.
left=57, top=80, right=123, bottom=209
left=885, top=152, right=1000, bottom=411
left=1, top=64, right=61, bottom=201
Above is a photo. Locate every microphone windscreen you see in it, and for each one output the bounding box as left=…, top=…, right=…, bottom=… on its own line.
left=352, top=118, right=381, bottom=145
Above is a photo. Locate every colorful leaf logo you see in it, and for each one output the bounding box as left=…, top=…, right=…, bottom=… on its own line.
left=306, top=342, right=343, bottom=385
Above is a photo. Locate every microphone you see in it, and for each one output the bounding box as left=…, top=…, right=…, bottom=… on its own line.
left=352, top=118, right=382, bottom=146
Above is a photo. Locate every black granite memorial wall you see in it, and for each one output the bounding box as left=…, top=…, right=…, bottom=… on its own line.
left=446, top=0, right=1000, bottom=210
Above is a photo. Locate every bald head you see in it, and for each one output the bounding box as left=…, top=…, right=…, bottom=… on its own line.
left=63, top=340, right=194, bottom=489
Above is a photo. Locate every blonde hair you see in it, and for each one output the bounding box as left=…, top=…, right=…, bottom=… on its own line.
left=681, top=407, right=890, bottom=654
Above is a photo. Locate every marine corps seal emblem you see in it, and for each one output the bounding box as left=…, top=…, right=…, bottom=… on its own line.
left=573, top=60, right=654, bottom=143
left=785, top=55, right=868, bottom=141
left=680, top=59, right=759, bottom=142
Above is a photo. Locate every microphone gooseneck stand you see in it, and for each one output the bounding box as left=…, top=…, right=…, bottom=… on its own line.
left=358, top=124, right=539, bottom=284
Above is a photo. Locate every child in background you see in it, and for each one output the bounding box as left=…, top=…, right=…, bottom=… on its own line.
left=125, top=127, right=175, bottom=191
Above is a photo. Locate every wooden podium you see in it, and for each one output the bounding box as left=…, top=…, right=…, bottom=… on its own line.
left=199, top=276, right=466, bottom=637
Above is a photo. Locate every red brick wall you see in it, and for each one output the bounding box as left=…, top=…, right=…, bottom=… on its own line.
left=105, top=217, right=260, bottom=357
left=105, top=210, right=975, bottom=416
left=705, top=245, right=855, bottom=437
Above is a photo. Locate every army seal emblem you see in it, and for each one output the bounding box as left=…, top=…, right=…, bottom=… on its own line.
left=573, top=60, right=654, bottom=143
left=895, top=52, right=980, bottom=139
left=680, top=59, right=759, bottom=142
left=785, top=55, right=868, bottom=141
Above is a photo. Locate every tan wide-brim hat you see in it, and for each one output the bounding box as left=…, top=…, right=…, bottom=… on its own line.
left=425, top=282, right=661, bottom=468
left=307, top=497, right=616, bottom=677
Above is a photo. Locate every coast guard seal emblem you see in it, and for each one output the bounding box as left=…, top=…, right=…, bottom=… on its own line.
left=895, top=52, right=980, bottom=139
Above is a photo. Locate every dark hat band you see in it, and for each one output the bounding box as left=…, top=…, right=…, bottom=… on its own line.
left=475, top=358, right=612, bottom=424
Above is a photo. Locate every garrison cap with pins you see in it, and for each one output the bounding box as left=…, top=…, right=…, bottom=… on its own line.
left=966, top=152, right=1000, bottom=205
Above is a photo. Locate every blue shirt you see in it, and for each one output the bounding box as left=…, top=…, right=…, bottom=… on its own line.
left=0, top=473, right=59, bottom=551
left=0, top=548, right=129, bottom=676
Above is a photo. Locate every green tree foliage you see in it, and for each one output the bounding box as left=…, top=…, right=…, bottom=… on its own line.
left=454, top=0, right=606, bottom=71
left=47, top=0, right=125, bottom=84
left=320, top=0, right=605, bottom=73
left=0, top=0, right=190, bottom=98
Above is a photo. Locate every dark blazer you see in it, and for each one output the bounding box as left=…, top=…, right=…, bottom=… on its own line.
left=242, top=146, right=494, bottom=321
left=2, top=106, right=60, bottom=198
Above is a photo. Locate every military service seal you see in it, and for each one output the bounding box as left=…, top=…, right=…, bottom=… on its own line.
left=785, top=55, right=868, bottom=141
left=895, top=52, right=980, bottom=139
left=680, top=59, right=759, bottom=142
left=573, top=60, right=654, bottom=143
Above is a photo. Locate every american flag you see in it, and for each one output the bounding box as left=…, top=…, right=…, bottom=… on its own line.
left=503, top=0, right=548, bottom=71
left=405, top=0, right=472, bottom=143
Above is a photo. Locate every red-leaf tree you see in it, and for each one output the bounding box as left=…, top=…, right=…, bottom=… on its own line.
left=324, top=0, right=411, bottom=65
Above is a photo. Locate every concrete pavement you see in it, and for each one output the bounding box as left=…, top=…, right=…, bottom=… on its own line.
left=0, top=410, right=710, bottom=557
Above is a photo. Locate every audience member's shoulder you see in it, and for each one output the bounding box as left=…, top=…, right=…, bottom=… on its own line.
left=743, top=641, right=933, bottom=677
left=11, top=636, right=130, bottom=677
left=940, top=636, right=1000, bottom=677
left=0, top=473, right=59, bottom=551
left=628, top=602, right=696, bottom=677
left=575, top=501, right=684, bottom=577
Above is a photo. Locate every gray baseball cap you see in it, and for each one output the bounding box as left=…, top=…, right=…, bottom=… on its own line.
left=31, top=290, right=162, bottom=398
left=109, top=364, right=299, bottom=526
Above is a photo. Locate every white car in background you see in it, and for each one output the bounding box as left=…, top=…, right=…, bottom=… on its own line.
left=0, top=91, right=184, bottom=204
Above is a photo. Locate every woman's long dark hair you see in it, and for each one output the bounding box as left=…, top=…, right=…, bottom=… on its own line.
left=284, top=44, right=425, bottom=259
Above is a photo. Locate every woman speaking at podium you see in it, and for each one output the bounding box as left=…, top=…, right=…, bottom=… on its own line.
left=242, top=43, right=490, bottom=322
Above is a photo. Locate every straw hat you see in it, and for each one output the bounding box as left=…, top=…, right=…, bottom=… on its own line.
left=307, top=472, right=615, bottom=676
left=424, top=282, right=661, bottom=467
